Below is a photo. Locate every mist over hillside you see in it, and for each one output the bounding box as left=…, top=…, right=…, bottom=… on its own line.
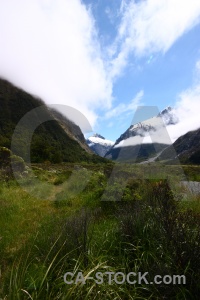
left=0, top=79, right=107, bottom=164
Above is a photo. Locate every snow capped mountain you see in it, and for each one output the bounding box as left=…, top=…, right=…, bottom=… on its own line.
left=114, top=106, right=178, bottom=148
left=86, top=133, right=114, bottom=157
left=105, top=106, right=179, bottom=162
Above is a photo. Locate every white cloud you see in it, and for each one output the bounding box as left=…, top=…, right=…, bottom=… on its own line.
left=169, top=82, right=200, bottom=142
left=114, top=91, right=200, bottom=146
left=0, top=0, right=112, bottom=128
left=165, top=59, right=200, bottom=142
left=109, top=0, right=200, bottom=78
left=115, top=60, right=200, bottom=147
left=105, top=90, right=144, bottom=118
left=114, top=113, right=176, bottom=147
left=166, top=57, right=200, bottom=142
left=114, top=125, right=173, bottom=147
left=0, top=0, right=200, bottom=133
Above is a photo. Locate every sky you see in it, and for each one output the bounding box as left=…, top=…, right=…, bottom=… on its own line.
left=0, top=0, right=200, bottom=143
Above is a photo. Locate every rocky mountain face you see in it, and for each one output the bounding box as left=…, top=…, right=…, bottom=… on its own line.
left=0, top=78, right=106, bottom=163
left=86, top=133, right=114, bottom=157
left=158, top=128, right=200, bottom=164
left=104, top=107, right=177, bottom=162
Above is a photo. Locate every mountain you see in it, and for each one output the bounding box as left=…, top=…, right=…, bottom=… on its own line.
left=49, top=108, right=92, bottom=154
left=158, top=128, right=200, bottom=164
left=0, top=78, right=107, bottom=164
left=105, top=107, right=177, bottom=162
left=158, top=106, right=179, bottom=125
left=86, top=133, right=114, bottom=157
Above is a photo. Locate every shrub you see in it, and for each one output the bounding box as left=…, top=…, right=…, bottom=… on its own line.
left=0, top=146, right=11, bottom=166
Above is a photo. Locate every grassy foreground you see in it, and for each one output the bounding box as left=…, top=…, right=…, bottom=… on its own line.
left=0, top=163, right=200, bottom=299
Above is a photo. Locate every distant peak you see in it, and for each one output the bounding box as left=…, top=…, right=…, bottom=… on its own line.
left=92, top=133, right=105, bottom=139
left=159, top=106, right=172, bottom=115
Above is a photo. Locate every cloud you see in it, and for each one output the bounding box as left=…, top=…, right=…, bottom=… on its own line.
left=0, top=0, right=112, bottom=128
left=114, top=124, right=173, bottom=148
left=0, top=0, right=200, bottom=132
left=114, top=111, right=176, bottom=148
left=166, top=58, right=200, bottom=142
left=169, top=83, right=200, bottom=142
left=115, top=59, right=200, bottom=147
left=105, top=90, right=144, bottom=118
left=109, top=0, right=200, bottom=78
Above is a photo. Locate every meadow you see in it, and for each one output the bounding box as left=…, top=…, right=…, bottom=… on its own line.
left=0, top=162, right=200, bottom=299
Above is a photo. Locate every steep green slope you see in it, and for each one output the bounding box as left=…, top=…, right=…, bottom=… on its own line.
left=0, top=79, right=106, bottom=163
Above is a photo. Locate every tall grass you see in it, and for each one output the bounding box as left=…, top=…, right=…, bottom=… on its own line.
left=1, top=163, right=200, bottom=299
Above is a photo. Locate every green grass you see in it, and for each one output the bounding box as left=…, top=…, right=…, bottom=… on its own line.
left=0, top=162, right=200, bottom=299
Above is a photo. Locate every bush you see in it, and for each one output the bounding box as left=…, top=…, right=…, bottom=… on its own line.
left=0, top=147, right=26, bottom=180
left=117, top=180, right=200, bottom=298
left=0, top=146, right=11, bottom=166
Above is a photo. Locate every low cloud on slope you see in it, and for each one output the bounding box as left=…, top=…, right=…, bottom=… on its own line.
left=170, top=76, right=200, bottom=142
left=0, top=0, right=200, bottom=132
left=0, top=0, right=112, bottom=127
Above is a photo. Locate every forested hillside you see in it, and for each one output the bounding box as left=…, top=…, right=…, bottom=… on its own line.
left=0, top=79, right=106, bottom=163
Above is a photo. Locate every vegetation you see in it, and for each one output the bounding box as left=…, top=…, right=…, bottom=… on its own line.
left=1, top=78, right=200, bottom=299
left=0, top=146, right=26, bottom=181
left=0, top=162, right=200, bottom=299
left=0, top=79, right=108, bottom=164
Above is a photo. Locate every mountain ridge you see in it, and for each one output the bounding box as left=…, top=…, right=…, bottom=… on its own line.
left=158, top=127, right=200, bottom=164
left=0, top=78, right=107, bottom=164
left=104, top=106, right=176, bottom=161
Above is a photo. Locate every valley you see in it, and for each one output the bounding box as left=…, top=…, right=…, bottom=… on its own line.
left=0, top=79, right=200, bottom=299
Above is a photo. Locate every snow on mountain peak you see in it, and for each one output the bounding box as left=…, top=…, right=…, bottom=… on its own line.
left=87, top=134, right=114, bottom=146
left=112, top=106, right=179, bottom=149
left=86, top=133, right=114, bottom=157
